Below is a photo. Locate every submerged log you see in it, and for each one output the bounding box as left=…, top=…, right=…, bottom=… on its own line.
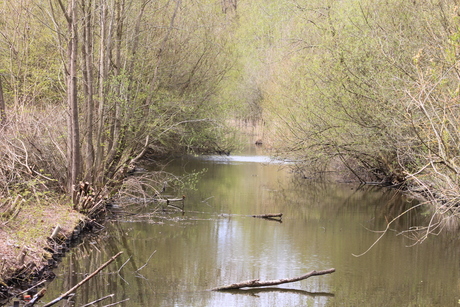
left=211, top=268, right=335, bottom=291
left=166, top=195, right=186, bottom=204
left=252, top=213, right=282, bottom=221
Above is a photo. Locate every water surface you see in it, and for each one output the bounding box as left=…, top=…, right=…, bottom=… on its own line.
left=45, top=154, right=460, bottom=306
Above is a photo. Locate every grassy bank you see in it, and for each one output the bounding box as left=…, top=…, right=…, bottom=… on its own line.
left=0, top=199, right=84, bottom=287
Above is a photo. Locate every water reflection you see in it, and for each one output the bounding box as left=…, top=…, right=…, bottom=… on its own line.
left=225, top=288, right=335, bottom=298
left=44, top=155, right=460, bottom=307
left=198, top=154, right=289, bottom=164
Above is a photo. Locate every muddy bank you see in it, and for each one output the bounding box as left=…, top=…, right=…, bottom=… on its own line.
left=0, top=202, right=89, bottom=306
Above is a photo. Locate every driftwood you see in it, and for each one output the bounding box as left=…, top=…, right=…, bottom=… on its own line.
left=40, top=251, right=123, bottom=307
left=211, top=268, right=335, bottom=291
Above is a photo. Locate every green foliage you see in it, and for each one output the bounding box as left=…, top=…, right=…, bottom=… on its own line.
left=3, top=0, right=458, bottom=215
left=253, top=0, right=460, bottom=186
left=0, top=0, right=244, bottom=211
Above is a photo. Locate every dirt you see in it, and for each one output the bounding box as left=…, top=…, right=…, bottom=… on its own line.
left=0, top=201, right=85, bottom=302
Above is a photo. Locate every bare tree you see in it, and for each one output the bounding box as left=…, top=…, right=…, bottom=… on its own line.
left=58, top=0, right=82, bottom=203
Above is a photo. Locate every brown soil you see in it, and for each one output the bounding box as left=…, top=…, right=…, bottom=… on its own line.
left=0, top=201, right=84, bottom=289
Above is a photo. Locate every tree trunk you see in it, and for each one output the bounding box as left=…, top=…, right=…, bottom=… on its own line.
left=94, top=0, right=109, bottom=185
left=82, top=0, right=95, bottom=182
left=105, top=0, right=125, bottom=173
left=66, top=0, right=82, bottom=204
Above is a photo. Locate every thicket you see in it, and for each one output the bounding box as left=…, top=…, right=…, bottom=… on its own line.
left=251, top=0, right=460, bottom=237
left=0, top=0, right=240, bottom=215
left=1, top=0, right=459, bottom=243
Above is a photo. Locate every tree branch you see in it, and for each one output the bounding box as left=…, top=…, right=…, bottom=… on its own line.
left=211, top=268, right=336, bottom=291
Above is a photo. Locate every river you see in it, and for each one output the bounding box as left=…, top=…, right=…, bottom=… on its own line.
left=44, top=151, right=459, bottom=306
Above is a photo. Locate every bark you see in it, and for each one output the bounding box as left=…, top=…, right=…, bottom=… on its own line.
left=211, top=268, right=336, bottom=291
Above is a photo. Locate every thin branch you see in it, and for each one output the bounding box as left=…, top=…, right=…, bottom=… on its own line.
left=136, top=250, right=156, bottom=272
left=352, top=203, right=424, bottom=257
left=79, top=294, right=114, bottom=307
left=42, top=252, right=123, bottom=307
left=102, top=298, right=130, bottom=307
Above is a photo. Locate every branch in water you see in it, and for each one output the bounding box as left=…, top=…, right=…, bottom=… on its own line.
left=211, top=268, right=336, bottom=291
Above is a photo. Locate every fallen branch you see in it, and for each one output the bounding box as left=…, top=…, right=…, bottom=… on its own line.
left=211, top=268, right=335, bottom=291
left=41, top=251, right=123, bottom=307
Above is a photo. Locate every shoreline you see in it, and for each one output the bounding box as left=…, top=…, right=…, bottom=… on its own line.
left=0, top=202, right=87, bottom=305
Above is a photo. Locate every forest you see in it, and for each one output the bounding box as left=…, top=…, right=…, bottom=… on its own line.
left=0, top=0, right=459, bottom=284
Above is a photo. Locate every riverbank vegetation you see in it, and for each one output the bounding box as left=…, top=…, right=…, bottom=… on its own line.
left=0, top=0, right=240, bottom=285
left=237, top=0, right=460, bottom=237
left=1, top=0, right=459, bottom=290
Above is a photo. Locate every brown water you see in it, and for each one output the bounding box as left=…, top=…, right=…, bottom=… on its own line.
left=44, top=154, right=459, bottom=306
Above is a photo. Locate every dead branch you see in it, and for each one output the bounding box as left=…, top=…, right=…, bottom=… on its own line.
left=41, top=251, right=123, bottom=307
left=211, top=268, right=335, bottom=291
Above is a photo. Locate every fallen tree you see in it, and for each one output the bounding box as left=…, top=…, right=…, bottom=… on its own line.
left=211, top=268, right=335, bottom=291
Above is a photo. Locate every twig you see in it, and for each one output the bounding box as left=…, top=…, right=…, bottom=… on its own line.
left=136, top=250, right=156, bottom=272
left=15, top=279, right=47, bottom=297
left=42, top=251, right=123, bottom=307
left=352, top=203, right=424, bottom=257
left=117, top=256, right=131, bottom=273
left=115, top=256, right=131, bottom=285
left=79, top=294, right=114, bottom=307
left=102, top=298, right=130, bottom=306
